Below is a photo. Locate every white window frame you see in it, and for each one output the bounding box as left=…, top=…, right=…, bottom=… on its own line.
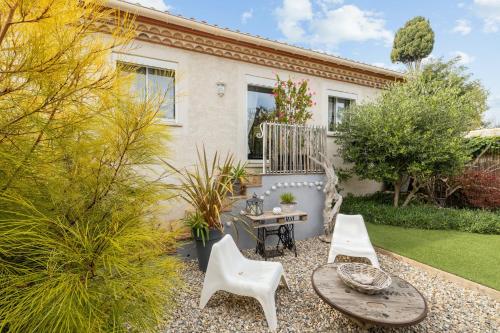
left=245, top=75, right=276, bottom=162
left=112, top=53, right=180, bottom=126
left=325, top=89, right=357, bottom=135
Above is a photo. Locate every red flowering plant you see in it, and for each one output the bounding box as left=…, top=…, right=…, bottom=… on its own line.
left=455, top=169, right=500, bottom=209
left=265, top=75, right=315, bottom=125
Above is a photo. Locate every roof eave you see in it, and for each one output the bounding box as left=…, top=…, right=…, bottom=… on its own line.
left=106, top=0, right=404, bottom=80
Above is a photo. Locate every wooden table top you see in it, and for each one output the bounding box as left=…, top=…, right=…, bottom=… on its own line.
left=311, top=263, right=427, bottom=328
left=245, top=210, right=307, bottom=221
left=252, top=219, right=308, bottom=229
left=244, top=210, right=308, bottom=229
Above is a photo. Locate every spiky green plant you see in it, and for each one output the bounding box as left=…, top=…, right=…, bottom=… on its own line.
left=230, top=161, right=249, bottom=184
left=280, top=192, right=296, bottom=204
left=167, top=148, right=234, bottom=232
left=183, top=211, right=209, bottom=245
left=0, top=1, right=181, bottom=332
left=168, top=150, right=255, bottom=246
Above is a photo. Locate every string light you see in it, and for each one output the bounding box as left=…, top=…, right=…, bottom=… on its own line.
left=255, top=179, right=324, bottom=201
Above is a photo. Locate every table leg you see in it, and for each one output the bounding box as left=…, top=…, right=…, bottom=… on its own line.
left=277, top=222, right=297, bottom=257
left=277, top=225, right=287, bottom=250
left=275, top=226, right=283, bottom=253
left=255, top=229, right=258, bottom=254
left=256, top=228, right=267, bottom=259
left=291, top=224, right=297, bottom=257
left=263, top=228, right=268, bottom=260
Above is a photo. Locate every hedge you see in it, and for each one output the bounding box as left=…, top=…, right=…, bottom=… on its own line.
left=341, top=193, right=500, bottom=235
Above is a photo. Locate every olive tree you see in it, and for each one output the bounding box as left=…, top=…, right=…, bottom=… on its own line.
left=391, top=16, right=435, bottom=72
left=336, top=60, right=487, bottom=207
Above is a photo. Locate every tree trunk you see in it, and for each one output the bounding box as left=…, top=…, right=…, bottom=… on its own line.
left=402, top=189, right=416, bottom=207
left=402, top=179, right=420, bottom=207
left=393, top=179, right=401, bottom=207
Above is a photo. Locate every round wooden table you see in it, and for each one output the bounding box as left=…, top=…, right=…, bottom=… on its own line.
left=312, top=263, right=427, bottom=329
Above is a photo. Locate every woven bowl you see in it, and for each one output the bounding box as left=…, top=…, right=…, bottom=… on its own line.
left=337, top=263, right=392, bottom=295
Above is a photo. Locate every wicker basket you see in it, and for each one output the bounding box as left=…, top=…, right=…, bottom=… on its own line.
left=337, top=263, right=392, bottom=295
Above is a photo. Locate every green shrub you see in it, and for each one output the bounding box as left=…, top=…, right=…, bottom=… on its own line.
left=0, top=2, right=181, bottom=332
left=335, top=59, right=487, bottom=207
left=342, top=193, right=500, bottom=234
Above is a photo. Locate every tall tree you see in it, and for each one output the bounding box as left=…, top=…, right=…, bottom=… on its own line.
left=0, top=1, right=180, bottom=332
left=336, top=60, right=487, bottom=207
left=391, top=16, right=435, bottom=72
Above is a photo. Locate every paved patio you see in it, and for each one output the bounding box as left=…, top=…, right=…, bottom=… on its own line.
left=163, top=237, right=499, bottom=332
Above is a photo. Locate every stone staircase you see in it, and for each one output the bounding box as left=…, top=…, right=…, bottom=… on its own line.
left=244, top=162, right=265, bottom=199
left=245, top=173, right=262, bottom=190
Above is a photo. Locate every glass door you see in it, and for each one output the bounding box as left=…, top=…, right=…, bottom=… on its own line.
left=247, top=85, right=275, bottom=160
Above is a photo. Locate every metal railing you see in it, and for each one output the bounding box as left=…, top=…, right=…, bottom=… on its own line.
left=260, top=122, right=327, bottom=174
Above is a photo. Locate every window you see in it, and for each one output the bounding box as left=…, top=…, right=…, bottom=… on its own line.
left=247, top=85, right=275, bottom=160
left=328, top=96, right=353, bottom=132
left=118, top=62, right=175, bottom=120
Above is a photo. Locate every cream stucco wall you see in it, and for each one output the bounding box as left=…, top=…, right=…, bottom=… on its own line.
left=113, top=39, right=383, bottom=209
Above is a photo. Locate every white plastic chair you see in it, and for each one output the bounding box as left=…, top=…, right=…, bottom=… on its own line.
left=327, top=214, right=380, bottom=268
left=199, top=234, right=289, bottom=331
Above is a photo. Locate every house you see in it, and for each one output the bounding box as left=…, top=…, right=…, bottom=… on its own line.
left=467, top=128, right=500, bottom=138
left=104, top=1, right=404, bottom=229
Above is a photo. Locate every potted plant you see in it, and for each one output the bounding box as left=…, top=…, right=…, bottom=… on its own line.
left=183, top=211, right=211, bottom=265
left=167, top=147, right=234, bottom=271
left=229, top=161, right=249, bottom=196
left=280, top=192, right=297, bottom=213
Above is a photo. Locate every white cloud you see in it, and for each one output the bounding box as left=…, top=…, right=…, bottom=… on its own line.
left=317, top=0, right=344, bottom=12
left=241, top=9, right=254, bottom=24
left=452, top=19, right=472, bottom=35
left=311, top=5, right=393, bottom=46
left=133, top=0, right=170, bottom=11
left=473, top=0, right=500, bottom=32
left=275, top=0, right=313, bottom=41
left=319, top=0, right=344, bottom=4
left=276, top=1, right=392, bottom=49
left=451, top=51, right=476, bottom=65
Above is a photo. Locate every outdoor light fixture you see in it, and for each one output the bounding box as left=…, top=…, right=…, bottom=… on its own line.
left=246, top=193, right=264, bottom=216
left=216, top=82, right=226, bottom=97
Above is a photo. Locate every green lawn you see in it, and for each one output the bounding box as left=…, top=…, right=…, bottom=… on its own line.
left=366, top=223, right=500, bottom=290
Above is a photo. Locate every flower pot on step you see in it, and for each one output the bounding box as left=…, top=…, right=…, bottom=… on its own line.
left=232, top=180, right=242, bottom=196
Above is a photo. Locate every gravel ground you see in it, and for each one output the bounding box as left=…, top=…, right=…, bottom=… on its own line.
left=163, top=237, right=499, bottom=333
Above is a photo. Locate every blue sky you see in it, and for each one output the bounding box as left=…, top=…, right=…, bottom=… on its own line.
left=135, top=0, right=500, bottom=125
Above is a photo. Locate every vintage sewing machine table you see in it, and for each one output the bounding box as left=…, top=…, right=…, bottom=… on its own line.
left=245, top=210, right=308, bottom=260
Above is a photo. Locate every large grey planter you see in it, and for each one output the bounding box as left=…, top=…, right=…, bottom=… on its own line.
left=193, top=228, right=224, bottom=272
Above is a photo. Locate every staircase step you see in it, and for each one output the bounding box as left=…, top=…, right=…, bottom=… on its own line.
left=245, top=174, right=262, bottom=188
